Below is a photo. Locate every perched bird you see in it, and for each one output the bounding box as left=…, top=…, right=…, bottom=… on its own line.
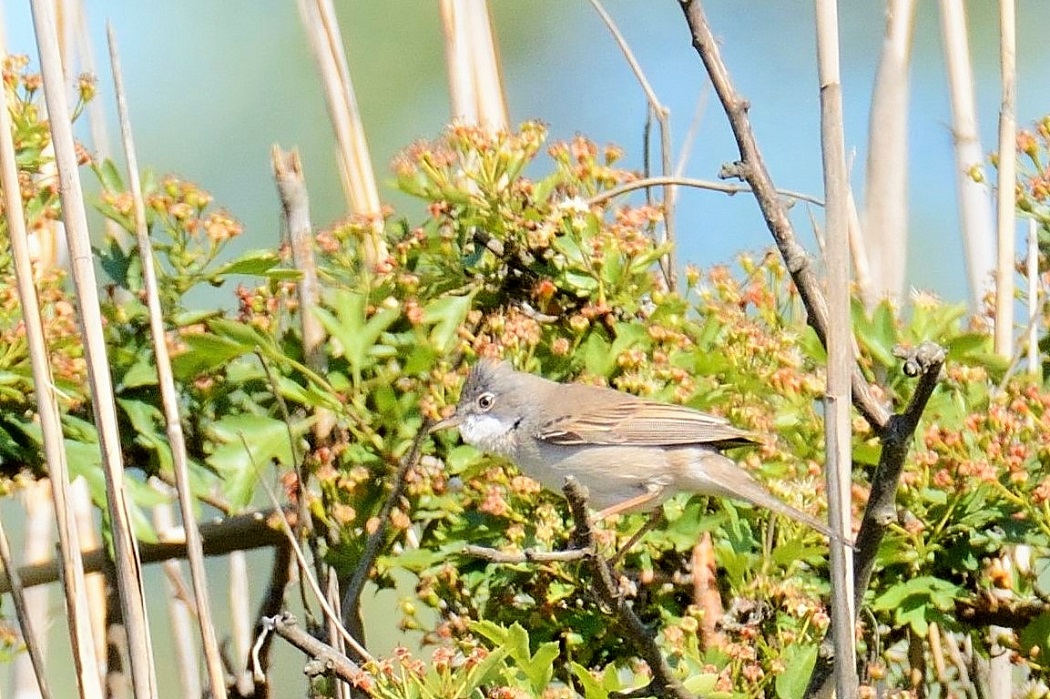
left=431, top=359, right=841, bottom=542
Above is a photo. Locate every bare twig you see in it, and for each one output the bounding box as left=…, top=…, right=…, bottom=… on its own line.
left=562, top=479, right=694, bottom=699
left=588, top=0, right=676, bottom=288
left=267, top=613, right=366, bottom=685
left=253, top=458, right=374, bottom=663
left=232, top=541, right=293, bottom=698
left=0, top=513, right=52, bottom=698
left=587, top=175, right=825, bottom=208
left=462, top=545, right=590, bottom=564
left=676, top=0, right=891, bottom=434
left=341, top=425, right=429, bottom=645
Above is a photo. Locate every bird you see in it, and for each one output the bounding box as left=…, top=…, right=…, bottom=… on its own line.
left=430, top=359, right=845, bottom=544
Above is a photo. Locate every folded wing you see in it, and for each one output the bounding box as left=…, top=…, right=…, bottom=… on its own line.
left=536, top=399, right=756, bottom=449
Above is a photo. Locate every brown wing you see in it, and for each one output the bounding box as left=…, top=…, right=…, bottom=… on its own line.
left=535, top=397, right=756, bottom=449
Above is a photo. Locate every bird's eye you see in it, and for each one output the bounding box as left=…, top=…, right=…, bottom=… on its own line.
left=476, top=392, right=495, bottom=411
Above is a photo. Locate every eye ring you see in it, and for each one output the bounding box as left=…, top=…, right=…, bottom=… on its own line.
left=476, top=392, right=495, bottom=411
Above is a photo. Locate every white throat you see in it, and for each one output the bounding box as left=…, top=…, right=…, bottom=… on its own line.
left=458, top=414, right=515, bottom=455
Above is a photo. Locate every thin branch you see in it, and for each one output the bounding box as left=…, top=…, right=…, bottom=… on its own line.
left=588, top=0, right=676, bottom=288
left=341, top=425, right=429, bottom=644
left=231, top=541, right=293, bottom=698
left=677, top=0, right=891, bottom=434
left=587, top=175, right=825, bottom=208
left=562, top=479, right=694, bottom=699
left=0, top=513, right=52, bottom=698
left=267, top=613, right=366, bottom=686
left=107, top=24, right=227, bottom=698
left=461, top=545, right=590, bottom=564
left=805, top=341, right=946, bottom=698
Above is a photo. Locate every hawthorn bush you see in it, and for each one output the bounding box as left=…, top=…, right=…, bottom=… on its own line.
left=5, top=50, right=1050, bottom=695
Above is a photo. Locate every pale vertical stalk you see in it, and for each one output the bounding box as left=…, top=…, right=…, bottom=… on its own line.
left=847, top=190, right=875, bottom=309
left=860, top=0, right=915, bottom=302
left=296, top=0, right=387, bottom=267
left=587, top=0, right=676, bottom=288
left=11, top=481, right=53, bottom=699
left=990, top=2, right=1018, bottom=688
left=939, top=0, right=996, bottom=308
left=439, top=0, right=508, bottom=131
left=0, top=508, right=52, bottom=699
left=1027, top=218, right=1039, bottom=374
left=71, top=479, right=107, bottom=670
left=29, top=1, right=157, bottom=694
left=814, top=2, right=857, bottom=698
left=152, top=500, right=202, bottom=699
left=229, top=551, right=251, bottom=667
left=0, top=38, right=103, bottom=699
left=994, top=0, right=1016, bottom=356
left=106, top=24, right=227, bottom=699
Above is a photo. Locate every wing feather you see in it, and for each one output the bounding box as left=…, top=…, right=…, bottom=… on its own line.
left=536, top=398, right=756, bottom=449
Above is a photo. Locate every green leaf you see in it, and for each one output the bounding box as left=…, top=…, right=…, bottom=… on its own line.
left=1020, top=612, right=1050, bottom=656
left=171, top=332, right=250, bottom=379
left=776, top=643, right=818, bottom=699
left=213, top=250, right=282, bottom=276
left=571, top=662, right=610, bottom=699
left=205, top=414, right=300, bottom=509
left=424, top=293, right=474, bottom=352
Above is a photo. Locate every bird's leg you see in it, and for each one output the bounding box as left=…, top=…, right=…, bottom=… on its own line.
left=608, top=508, right=665, bottom=568
left=595, top=490, right=662, bottom=520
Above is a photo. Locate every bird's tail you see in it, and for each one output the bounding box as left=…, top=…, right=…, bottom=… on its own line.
left=676, top=450, right=856, bottom=549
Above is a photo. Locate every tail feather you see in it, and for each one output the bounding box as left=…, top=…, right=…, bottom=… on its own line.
left=675, top=449, right=855, bottom=549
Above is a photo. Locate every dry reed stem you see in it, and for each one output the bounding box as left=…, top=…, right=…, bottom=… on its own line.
left=1027, top=219, right=1040, bottom=373
left=229, top=551, right=251, bottom=678
left=588, top=0, right=676, bottom=289
left=814, top=2, right=858, bottom=696
left=439, top=0, right=508, bottom=131
left=106, top=24, right=227, bottom=698
left=296, top=0, right=387, bottom=267
left=938, top=0, right=996, bottom=308
left=860, top=0, right=915, bottom=302
left=152, top=500, right=203, bottom=699
left=32, top=0, right=157, bottom=690
left=0, top=40, right=104, bottom=699
left=10, top=481, right=53, bottom=697
left=0, top=512, right=52, bottom=698
left=994, top=0, right=1017, bottom=358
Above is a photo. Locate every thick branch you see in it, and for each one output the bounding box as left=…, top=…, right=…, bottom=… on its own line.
left=562, top=479, right=694, bottom=699
left=677, top=0, right=890, bottom=434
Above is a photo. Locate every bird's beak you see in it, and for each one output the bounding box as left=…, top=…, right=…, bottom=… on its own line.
left=428, top=412, right=462, bottom=433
